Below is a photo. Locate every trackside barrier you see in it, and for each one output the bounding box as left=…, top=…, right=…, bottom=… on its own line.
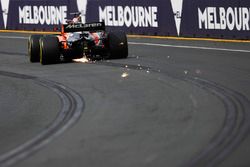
left=1, top=0, right=250, bottom=39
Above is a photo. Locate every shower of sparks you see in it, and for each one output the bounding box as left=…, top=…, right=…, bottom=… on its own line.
left=121, top=72, right=129, bottom=78
left=195, top=69, right=202, bottom=74
left=73, top=57, right=89, bottom=63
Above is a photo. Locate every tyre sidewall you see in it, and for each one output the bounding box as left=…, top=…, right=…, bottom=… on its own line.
left=108, top=31, right=128, bottom=59
left=40, top=36, right=60, bottom=65
left=28, top=35, right=43, bottom=62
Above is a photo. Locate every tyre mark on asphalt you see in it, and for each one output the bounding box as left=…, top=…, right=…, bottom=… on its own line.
left=183, top=78, right=250, bottom=167
left=94, top=60, right=250, bottom=167
left=1, top=34, right=249, bottom=166
left=0, top=71, right=85, bottom=167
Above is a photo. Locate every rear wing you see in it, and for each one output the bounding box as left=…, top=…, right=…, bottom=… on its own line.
left=62, top=22, right=105, bottom=33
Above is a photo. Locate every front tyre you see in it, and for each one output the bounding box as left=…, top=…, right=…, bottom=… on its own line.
left=107, top=31, right=128, bottom=59
left=28, top=35, right=43, bottom=62
left=40, top=36, right=60, bottom=65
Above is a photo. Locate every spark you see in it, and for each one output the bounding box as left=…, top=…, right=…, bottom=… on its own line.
left=73, top=56, right=89, bottom=63
left=121, top=72, right=129, bottom=78
left=195, top=69, right=202, bottom=74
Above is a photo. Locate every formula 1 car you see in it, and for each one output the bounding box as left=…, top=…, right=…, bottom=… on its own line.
left=28, top=22, right=128, bottom=65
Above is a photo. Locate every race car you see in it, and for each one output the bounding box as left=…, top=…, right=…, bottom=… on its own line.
left=28, top=21, right=128, bottom=65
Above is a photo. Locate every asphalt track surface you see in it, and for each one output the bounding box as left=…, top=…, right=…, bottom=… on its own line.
left=0, top=33, right=250, bottom=167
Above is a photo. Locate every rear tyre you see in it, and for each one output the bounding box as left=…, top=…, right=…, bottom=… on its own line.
left=28, top=35, right=43, bottom=62
left=107, top=31, right=128, bottom=59
left=40, top=36, right=60, bottom=65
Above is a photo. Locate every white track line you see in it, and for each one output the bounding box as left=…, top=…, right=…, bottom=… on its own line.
left=0, top=35, right=28, bottom=39
left=1, top=35, right=250, bottom=53
left=128, top=42, right=250, bottom=53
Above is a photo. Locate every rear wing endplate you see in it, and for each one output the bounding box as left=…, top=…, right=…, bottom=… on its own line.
left=62, top=22, right=105, bottom=33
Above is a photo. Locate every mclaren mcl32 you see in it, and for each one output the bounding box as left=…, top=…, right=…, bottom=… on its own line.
left=28, top=22, right=128, bottom=65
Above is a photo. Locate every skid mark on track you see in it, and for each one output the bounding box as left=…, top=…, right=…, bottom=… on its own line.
left=1, top=33, right=250, bottom=166
left=182, top=77, right=250, bottom=167
left=93, top=60, right=250, bottom=167
left=0, top=71, right=85, bottom=167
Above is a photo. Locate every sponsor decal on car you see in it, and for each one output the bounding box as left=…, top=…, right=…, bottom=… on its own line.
left=65, top=22, right=103, bottom=29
